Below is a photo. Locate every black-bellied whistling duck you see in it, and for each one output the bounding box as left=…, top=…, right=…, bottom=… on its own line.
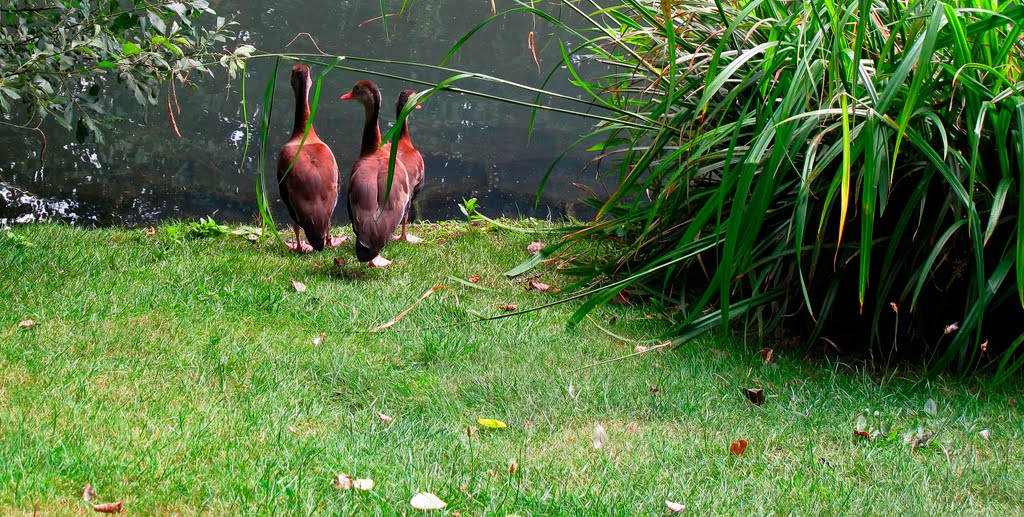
left=340, top=80, right=414, bottom=267
left=278, top=64, right=346, bottom=252
left=394, top=89, right=425, bottom=244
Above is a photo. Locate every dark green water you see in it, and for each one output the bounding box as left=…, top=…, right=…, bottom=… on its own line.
left=0, top=1, right=604, bottom=227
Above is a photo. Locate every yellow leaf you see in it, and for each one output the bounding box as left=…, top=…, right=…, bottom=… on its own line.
left=477, top=417, right=507, bottom=429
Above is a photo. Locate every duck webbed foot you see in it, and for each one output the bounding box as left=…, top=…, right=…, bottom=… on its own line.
left=326, top=234, right=350, bottom=248
left=285, top=240, right=315, bottom=253
left=368, top=255, right=392, bottom=268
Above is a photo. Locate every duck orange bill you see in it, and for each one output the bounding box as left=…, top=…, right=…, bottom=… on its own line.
left=340, top=92, right=353, bottom=100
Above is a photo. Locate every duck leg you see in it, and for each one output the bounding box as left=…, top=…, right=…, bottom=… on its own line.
left=286, top=225, right=314, bottom=253
left=325, top=228, right=349, bottom=248
left=394, top=214, right=423, bottom=244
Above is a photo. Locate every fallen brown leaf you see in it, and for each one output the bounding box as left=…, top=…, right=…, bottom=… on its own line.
left=610, top=290, right=631, bottom=305
left=626, top=422, right=640, bottom=433
left=527, top=280, right=550, bottom=292
left=526, top=241, right=546, bottom=254
left=291, top=280, right=307, bottom=293
left=377, top=412, right=393, bottom=423
left=509, top=460, right=518, bottom=476
left=333, top=257, right=347, bottom=268
left=145, top=226, right=156, bottom=236
left=743, top=387, right=765, bottom=405
left=468, top=275, right=481, bottom=283
left=92, top=501, right=123, bottom=514
left=648, top=385, right=659, bottom=394
left=312, top=333, right=326, bottom=346
left=333, top=473, right=353, bottom=490
left=759, top=347, right=774, bottom=364
left=498, top=304, right=518, bottom=312
left=730, top=439, right=748, bottom=455
left=82, top=483, right=95, bottom=502
left=909, top=431, right=935, bottom=450
left=18, top=319, right=37, bottom=329
left=853, top=430, right=871, bottom=439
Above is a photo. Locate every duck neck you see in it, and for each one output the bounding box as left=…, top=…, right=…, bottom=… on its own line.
left=360, top=89, right=382, bottom=157
left=399, top=118, right=411, bottom=142
left=292, top=80, right=314, bottom=139
left=397, top=100, right=412, bottom=142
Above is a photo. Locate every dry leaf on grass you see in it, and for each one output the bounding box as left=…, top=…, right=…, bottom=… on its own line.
left=923, top=398, right=937, bottom=416
left=82, top=483, right=95, bottom=502
left=526, top=241, right=546, bottom=254
left=759, top=347, right=774, bottom=364
left=291, top=280, right=307, bottom=293
left=666, top=500, right=686, bottom=512
left=853, top=430, right=871, bottom=439
left=92, top=501, right=123, bottom=514
left=626, top=422, right=640, bottom=433
left=593, top=424, right=608, bottom=449
left=410, top=492, right=447, bottom=510
left=333, top=257, right=347, bottom=268
left=729, top=439, right=748, bottom=455
left=498, top=304, right=517, bottom=312
left=332, top=472, right=373, bottom=491
left=610, top=290, right=631, bottom=305
left=371, top=285, right=444, bottom=332
left=743, top=388, right=765, bottom=405
left=145, top=226, right=156, bottom=236
left=377, top=412, right=393, bottom=423
left=468, top=275, right=481, bottom=283
left=312, top=333, right=326, bottom=346
left=333, top=473, right=353, bottom=490
left=477, top=417, right=507, bottom=429
left=18, top=319, right=37, bottom=329
left=527, top=280, right=550, bottom=292
left=509, top=460, right=518, bottom=476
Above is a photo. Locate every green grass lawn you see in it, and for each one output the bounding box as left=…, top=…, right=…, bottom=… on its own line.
left=1, top=222, right=1022, bottom=515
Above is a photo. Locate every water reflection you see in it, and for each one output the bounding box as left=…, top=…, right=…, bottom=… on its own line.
left=0, top=1, right=602, bottom=227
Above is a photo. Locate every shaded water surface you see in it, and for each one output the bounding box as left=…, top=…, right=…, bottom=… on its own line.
left=0, top=1, right=604, bottom=227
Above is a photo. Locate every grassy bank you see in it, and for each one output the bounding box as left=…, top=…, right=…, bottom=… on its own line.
left=1, top=223, right=1022, bottom=514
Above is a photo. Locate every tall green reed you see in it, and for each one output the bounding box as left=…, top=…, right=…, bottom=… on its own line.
left=439, top=0, right=1024, bottom=381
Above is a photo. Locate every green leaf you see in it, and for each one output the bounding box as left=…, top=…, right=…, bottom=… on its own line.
left=122, top=42, right=142, bottom=56
left=97, top=60, right=116, bottom=69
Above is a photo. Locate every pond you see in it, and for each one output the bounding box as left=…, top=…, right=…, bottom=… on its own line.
left=0, top=0, right=605, bottom=227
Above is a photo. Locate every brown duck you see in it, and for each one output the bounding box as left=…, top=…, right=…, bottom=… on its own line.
left=340, top=80, right=413, bottom=267
left=277, top=64, right=346, bottom=252
left=394, top=89, right=425, bottom=243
